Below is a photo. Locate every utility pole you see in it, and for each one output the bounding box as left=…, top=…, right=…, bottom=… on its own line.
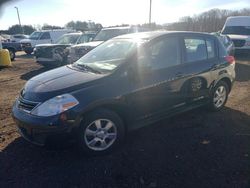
left=149, top=0, right=152, bottom=24
left=14, top=6, right=24, bottom=34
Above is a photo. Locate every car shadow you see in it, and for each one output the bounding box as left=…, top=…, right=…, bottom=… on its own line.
left=1, top=107, right=250, bottom=187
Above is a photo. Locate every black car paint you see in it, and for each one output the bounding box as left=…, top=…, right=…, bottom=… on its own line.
left=12, top=32, right=235, bottom=145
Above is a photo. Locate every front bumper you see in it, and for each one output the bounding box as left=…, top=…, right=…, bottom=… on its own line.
left=35, top=57, right=61, bottom=66
left=12, top=102, right=77, bottom=146
left=21, top=43, right=33, bottom=52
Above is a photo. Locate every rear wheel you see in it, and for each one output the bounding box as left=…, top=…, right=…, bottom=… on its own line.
left=209, top=81, right=229, bottom=111
left=77, top=109, right=125, bottom=156
left=8, top=48, right=15, bottom=61
left=24, top=49, right=33, bottom=55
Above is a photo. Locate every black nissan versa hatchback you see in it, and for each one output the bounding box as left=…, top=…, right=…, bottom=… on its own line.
left=12, top=31, right=236, bottom=155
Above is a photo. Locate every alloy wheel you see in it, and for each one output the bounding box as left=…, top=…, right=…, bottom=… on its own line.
left=84, top=119, right=117, bottom=151
left=213, top=86, right=227, bottom=108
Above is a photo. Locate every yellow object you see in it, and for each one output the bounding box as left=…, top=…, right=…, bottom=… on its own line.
left=0, top=49, right=12, bottom=67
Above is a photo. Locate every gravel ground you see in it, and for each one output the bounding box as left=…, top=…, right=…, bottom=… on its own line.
left=0, top=52, right=249, bottom=188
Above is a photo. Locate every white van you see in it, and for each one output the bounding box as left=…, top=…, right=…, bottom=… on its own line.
left=221, top=16, right=250, bottom=51
left=20, top=29, right=74, bottom=54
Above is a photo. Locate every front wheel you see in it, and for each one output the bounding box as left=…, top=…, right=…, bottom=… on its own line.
left=8, top=49, right=16, bottom=61
left=24, top=49, right=33, bottom=55
left=77, top=109, right=125, bottom=156
left=209, top=81, right=229, bottom=111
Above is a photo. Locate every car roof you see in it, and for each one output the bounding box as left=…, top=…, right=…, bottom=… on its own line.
left=102, top=26, right=132, bottom=30
left=115, top=30, right=214, bottom=40
left=63, top=32, right=82, bottom=36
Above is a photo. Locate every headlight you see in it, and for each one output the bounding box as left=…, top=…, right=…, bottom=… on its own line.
left=31, top=94, right=79, bottom=117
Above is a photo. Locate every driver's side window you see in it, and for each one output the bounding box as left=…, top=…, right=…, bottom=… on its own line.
left=138, top=37, right=181, bottom=70
left=40, top=32, right=51, bottom=40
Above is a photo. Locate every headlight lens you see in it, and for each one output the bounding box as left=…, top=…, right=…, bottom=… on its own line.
left=31, top=94, right=79, bottom=117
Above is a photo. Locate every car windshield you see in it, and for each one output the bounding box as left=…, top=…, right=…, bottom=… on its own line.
left=77, top=34, right=95, bottom=44
left=75, top=39, right=141, bottom=73
left=93, top=29, right=129, bottom=41
left=56, top=34, right=80, bottom=44
left=29, top=32, right=42, bottom=40
left=222, top=26, right=250, bottom=35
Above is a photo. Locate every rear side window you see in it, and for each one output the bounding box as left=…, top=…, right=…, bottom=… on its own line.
left=184, top=37, right=215, bottom=62
left=40, top=32, right=51, bottom=40
left=206, top=39, right=215, bottom=59
left=184, top=38, right=207, bottom=62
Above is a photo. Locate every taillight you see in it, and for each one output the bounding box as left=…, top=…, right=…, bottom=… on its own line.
left=225, top=56, right=235, bottom=65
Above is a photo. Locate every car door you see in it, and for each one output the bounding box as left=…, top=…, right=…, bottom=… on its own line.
left=37, top=32, right=52, bottom=45
left=125, top=36, right=191, bottom=119
left=180, top=35, right=217, bottom=102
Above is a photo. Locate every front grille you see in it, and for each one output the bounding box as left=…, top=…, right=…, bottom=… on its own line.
left=232, top=39, right=246, bottom=47
left=17, top=97, right=40, bottom=113
left=21, top=43, right=31, bottom=47
left=36, top=48, right=53, bottom=58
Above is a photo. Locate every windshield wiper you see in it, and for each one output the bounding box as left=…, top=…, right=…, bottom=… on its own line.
left=74, top=64, right=102, bottom=74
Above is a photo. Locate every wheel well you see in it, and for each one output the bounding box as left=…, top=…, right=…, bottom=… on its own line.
left=81, top=104, right=131, bottom=130
left=219, top=77, right=232, bottom=92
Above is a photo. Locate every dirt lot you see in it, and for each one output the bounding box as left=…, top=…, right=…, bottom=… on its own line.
left=0, top=52, right=250, bottom=188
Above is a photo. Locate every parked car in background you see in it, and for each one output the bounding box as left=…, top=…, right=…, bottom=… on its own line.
left=221, top=16, right=250, bottom=52
left=212, top=32, right=235, bottom=55
left=0, top=35, right=7, bottom=42
left=67, top=26, right=149, bottom=63
left=0, top=34, right=11, bottom=42
left=10, top=34, right=29, bottom=42
left=34, top=32, right=96, bottom=66
left=12, top=31, right=235, bottom=155
left=20, top=29, right=74, bottom=54
left=2, top=41, right=22, bottom=61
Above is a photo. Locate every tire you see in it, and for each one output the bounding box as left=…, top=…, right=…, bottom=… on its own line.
left=24, top=50, right=32, bottom=55
left=8, top=48, right=16, bottom=61
left=208, top=80, right=229, bottom=111
left=77, top=108, right=125, bottom=156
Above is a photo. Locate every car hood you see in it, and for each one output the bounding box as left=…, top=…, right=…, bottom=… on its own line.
left=20, top=38, right=32, bottom=43
left=228, top=34, right=250, bottom=40
left=22, top=65, right=106, bottom=102
left=72, top=41, right=104, bottom=49
left=35, top=44, right=71, bottom=48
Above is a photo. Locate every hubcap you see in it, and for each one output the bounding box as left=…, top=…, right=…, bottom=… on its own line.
left=213, top=86, right=226, bottom=108
left=84, top=119, right=117, bottom=151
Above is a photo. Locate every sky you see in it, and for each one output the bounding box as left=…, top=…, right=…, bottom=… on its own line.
left=0, top=0, right=249, bottom=30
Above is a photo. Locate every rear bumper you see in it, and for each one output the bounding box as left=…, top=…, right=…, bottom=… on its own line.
left=35, top=57, right=60, bottom=66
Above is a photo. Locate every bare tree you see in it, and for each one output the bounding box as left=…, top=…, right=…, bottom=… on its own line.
left=166, top=8, right=250, bottom=32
